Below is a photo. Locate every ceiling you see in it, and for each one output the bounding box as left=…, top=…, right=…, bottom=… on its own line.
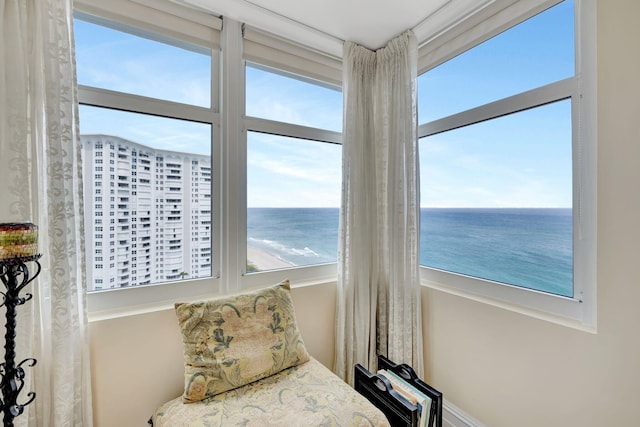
left=233, top=0, right=450, bottom=49
left=181, top=0, right=491, bottom=55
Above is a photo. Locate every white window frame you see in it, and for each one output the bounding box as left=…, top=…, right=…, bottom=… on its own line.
left=233, top=26, right=343, bottom=291
left=78, top=3, right=343, bottom=316
left=417, top=0, right=597, bottom=329
left=75, top=0, right=223, bottom=314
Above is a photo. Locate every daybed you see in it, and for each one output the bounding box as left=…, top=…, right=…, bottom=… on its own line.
left=149, top=280, right=390, bottom=427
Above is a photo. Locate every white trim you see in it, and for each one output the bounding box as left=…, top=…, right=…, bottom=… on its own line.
left=88, top=273, right=337, bottom=321
left=219, top=18, right=246, bottom=294
left=443, top=399, right=487, bottom=427
left=573, top=0, right=598, bottom=328
left=244, top=117, right=342, bottom=145
left=242, top=263, right=337, bottom=289
left=78, top=85, right=219, bottom=123
left=211, top=127, right=222, bottom=281
left=87, top=276, right=221, bottom=314
left=419, top=78, right=576, bottom=137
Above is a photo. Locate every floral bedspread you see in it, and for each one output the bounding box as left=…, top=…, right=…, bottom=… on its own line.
left=152, top=358, right=390, bottom=426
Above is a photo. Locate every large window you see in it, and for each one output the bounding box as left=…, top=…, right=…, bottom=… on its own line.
left=76, top=1, right=343, bottom=312
left=75, top=0, right=221, bottom=308
left=417, top=0, right=596, bottom=326
left=245, top=65, right=342, bottom=273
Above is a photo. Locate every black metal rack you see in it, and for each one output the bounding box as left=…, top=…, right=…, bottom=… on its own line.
left=355, top=355, right=443, bottom=427
left=0, top=255, right=41, bottom=427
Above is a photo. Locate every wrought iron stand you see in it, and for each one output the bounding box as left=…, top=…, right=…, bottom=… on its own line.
left=0, top=255, right=40, bottom=427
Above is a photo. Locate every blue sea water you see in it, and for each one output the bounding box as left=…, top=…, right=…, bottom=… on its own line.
left=247, top=207, right=573, bottom=297
left=247, top=208, right=340, bottom=267
left=420, top=208, right=573, bottom=297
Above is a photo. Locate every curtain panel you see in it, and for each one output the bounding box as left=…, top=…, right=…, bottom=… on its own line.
left=335, top=31, right=423, bottom=385
left=0, top=0, right=93, bottom=425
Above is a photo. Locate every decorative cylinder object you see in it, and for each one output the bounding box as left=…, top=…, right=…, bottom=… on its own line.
left=0, top=223, right=39, bottom=262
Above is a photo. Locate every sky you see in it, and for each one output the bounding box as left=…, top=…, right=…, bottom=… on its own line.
left=75, top=0, right=574, bottom=209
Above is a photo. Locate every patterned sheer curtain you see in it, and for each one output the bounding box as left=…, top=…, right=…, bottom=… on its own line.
left=0, top=0, right=93, bottom=425
left=335, top=31, right=423, bottom=385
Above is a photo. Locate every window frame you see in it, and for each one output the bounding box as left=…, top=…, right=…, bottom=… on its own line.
left=238, top=62, right=342, bottom=288
left=417, top=0, right=597, bottom=329
left=209, top=20, right=343, bottom=295
left=79, top=2, right=344, bottom=315
left=75, top=1, right=223, bottom=314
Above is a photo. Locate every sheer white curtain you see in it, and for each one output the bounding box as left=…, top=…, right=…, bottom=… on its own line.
left=335, top=31, right=423, bottom=385
left=0, top=0, right=93, bottom=425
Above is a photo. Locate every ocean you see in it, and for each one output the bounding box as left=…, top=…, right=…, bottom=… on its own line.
left=247, top=207, right=573, bottom=297
left=248, top=208, right=340, bottom=267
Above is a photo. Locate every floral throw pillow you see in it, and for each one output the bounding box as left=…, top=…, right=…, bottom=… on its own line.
left=175, top=280, right=310, bottom=403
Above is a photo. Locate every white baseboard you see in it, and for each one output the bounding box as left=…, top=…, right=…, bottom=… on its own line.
left=443, top=399, right=486, bottom=427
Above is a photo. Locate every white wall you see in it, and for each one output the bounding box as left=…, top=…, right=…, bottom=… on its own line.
left=421, top=0, right=640, bottom=425
left=89, top=282, right=336, bottom=426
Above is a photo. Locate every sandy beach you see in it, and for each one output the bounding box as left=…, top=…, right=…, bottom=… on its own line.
left=247, top=245, right=295, bottom=271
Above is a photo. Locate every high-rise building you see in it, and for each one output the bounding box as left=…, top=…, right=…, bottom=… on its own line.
left=81, top=135, right=212, bottom=292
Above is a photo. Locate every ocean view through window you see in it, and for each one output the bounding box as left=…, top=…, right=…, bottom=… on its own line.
left=421, top=208, right=572, bottom=297
left=245, top=133, right=342, bottom=271
left=76, top=0, right=595, bottom=323
left=417, top=0, right=577, bottom=299
left=247, top=208, right=340, bottom=271
left=245, top=64, right=342, bottom=272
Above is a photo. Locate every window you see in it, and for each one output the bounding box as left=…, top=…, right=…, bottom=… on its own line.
left=75, top=0, right=220, bottom=306
left=417, top=0, right=595, bottom=326
left=76, top=0, right=342, bottom=312
left=245, top=64, right=342, bottom=273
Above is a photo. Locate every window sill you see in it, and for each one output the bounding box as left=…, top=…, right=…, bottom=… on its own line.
left=88, top=265, right=338, bottom=322
left=420, top=270, right=597, bottom=334
left=88, top=276, right=220, bottom=322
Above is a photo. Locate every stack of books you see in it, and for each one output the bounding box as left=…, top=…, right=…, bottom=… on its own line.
left=377, top=368, right=433, bottom=427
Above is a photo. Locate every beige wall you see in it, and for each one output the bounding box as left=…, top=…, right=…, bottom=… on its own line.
left=422, top=1, right=640, bottom=425
left=89, top=282, right=336, bottom=427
